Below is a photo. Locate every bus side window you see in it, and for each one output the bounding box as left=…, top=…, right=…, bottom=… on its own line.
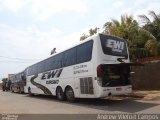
left=62, top=48, right=76, bottom=67
left=77, top=40, right=93, bottom=64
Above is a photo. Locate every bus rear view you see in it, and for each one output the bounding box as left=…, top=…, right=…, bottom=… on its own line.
left=96, top=34, right=132, bottom=97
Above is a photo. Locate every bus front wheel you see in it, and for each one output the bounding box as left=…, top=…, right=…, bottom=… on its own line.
left=65, top=87, right=75, bottom=102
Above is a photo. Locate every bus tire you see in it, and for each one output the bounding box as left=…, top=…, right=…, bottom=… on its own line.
left=19, top=87, right=22, bottom=94
left=11, top=87, right=14, bottom=93
left=28, top=87, right=33, bottom=96
left=2, top=86, right=5, bottom=91
left=65, top=86, right=75, bottom=102
left=56, top=87, right=65, bottom=101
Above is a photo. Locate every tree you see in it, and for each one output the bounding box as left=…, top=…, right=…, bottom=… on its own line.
left=139, top=11, right=160, bottom=56
left=139, top=11, right=160, bottom=41
left=80, top=11, right=160, bottom=61
left=145, top=39, right=157, bottom=56
left=80, top=33, right=88, bottom=41
left=80, top=27, right=99, bottom=41
left=103, top=15, right=150, bottom=60
left=89, top=27, right=99, bottom=36
left=103, top=15, right=139, bottom=40
left=103, top=22, right=113, bottom=35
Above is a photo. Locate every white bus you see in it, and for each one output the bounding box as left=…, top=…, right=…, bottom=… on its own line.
left=24, top=33, right=132, bottom=102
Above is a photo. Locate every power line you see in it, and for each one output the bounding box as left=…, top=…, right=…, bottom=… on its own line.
left=0, top=55, right=40, bottom=61
left=0, top=60, right=34, bottom=64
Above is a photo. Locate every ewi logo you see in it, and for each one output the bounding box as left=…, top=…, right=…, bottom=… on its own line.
left=41, top=69, right=63, bottom=80
left=106, top=39, right=124, bottom=52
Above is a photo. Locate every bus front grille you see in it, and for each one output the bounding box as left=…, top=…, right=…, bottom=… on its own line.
left=80, top=77, right=94, bottom=94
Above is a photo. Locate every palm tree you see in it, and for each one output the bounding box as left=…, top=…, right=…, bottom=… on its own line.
left=139, top=11, right=160, bottom=56
left=103, top=15, right=139, bottom=40
left=103, top=22, right=112, bottom=35
left=139, top=11, right=160, bottom=41
left=103, top=15, right=151, bottom=61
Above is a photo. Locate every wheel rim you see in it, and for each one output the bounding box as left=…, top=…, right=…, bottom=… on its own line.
left=57, top=87, right=64, bottom=100
left=66, top=88, right=74, bottom=101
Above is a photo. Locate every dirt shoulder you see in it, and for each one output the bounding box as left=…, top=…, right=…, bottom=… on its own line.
left=116, top=90, right=160, bottom=101
left=132, top=90, right=160, bottom=100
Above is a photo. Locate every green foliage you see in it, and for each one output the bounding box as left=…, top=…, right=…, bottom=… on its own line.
left=89, top=27, right=99, bottom=36
left=156, top=42, right=160, bottom=56
left=80, top=11, right=160, bottom=61
left=80, top=27, right=99, bottom=41
left=80, top=33, right=88, bottom=41
left=139, top=11, right=160, bottom=41
left=2, top=78, right=8, bottom=82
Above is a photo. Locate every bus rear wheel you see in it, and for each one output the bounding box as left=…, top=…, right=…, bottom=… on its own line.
left=65, top=87, right=75, bottom=102
left=56, top=87, right=65, bottom=101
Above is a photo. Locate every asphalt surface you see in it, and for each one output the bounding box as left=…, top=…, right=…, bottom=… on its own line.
left=0, top=90, right=160, bottom=114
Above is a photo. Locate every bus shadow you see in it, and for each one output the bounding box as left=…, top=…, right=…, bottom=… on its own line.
left=26, top=94, right=159, bottom=113
left=74, top=98, right=159, bottom=113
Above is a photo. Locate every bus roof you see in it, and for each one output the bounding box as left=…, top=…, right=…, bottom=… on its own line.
left=25, top=33, right=125, bottom=69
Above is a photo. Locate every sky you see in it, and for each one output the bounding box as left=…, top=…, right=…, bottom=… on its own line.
left=0, top=0, right=160, bottom=80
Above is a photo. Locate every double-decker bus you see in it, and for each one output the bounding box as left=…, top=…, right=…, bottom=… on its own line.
left=10, top=71, right=26, bottom=93
left=24, top=33, right=132, bottom=102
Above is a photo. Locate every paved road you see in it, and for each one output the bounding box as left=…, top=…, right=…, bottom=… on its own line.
left=0, top=90, right=160, bottom=114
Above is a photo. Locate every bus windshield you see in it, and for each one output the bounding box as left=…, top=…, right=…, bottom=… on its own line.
left=100, top=34, right=128, bottom=57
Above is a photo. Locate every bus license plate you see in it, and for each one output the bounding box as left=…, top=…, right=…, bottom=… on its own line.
left=116, top=87, right=122, bottom=91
